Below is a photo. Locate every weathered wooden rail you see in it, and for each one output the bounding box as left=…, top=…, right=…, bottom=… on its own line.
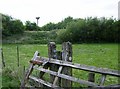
left=20, top=42, right=120, bottom=89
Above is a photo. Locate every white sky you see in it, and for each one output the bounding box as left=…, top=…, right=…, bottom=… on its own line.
left=0, top=0, right=119, bottom=26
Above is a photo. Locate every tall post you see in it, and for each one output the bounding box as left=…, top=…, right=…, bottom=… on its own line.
left=61, top=42, right=72, bottom=88
left=36, top=17, right=40, bottom=31
left=1, top=48, right=5, bottom=67
left=36, top=17, right=40, bottom=26
left=48, top=42, right=57, bottom=84
left=17, top=46, right=19, bottom=67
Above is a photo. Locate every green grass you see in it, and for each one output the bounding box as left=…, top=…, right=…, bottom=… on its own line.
left=2, top=43, right=118, bottom=88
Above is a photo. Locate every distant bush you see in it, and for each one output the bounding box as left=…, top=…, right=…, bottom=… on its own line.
left=56, top=29, right=68, bottom=43
left=48, top=30, right=57, bottom=40
left=57, top=17, right=119, bottom=43
left=25, top=21, right=40, bottom=31
left=2, top=14, right=24, bottom=37
left=56, top=20, right=87, bottom=43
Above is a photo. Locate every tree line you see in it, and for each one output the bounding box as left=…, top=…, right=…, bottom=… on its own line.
left=1, top=13, right=120, bottom=43
left=57, top=17, right=120, bottom=43
left=2, top=14, right=74, bottom=34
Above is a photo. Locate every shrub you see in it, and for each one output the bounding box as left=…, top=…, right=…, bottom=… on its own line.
left=57, top=20, right=87, bottom=43
left=2, top=14, right=24, bottom=37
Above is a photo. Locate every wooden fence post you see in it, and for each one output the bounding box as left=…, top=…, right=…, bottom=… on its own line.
left=48, top=42, right=57, bottom=84
left=1, top=48, right=5, bottom=67
left=61, top=42, right=72, bottom=88
left=17, top=46, right=19, bottom=67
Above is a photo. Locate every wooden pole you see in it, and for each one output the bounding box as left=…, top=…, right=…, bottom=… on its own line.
left=61, top=42, right=72, bottom=88
left=17, top=46, right=19, bottom=67
left=1, top=48, right=5, bottom=67
left=48, top=42, right=57, bottom=83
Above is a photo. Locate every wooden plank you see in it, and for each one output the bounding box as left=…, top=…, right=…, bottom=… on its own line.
left=29, top=76, right=61, bottom=88
left=61, top=42, right=72, bottom=88
left=53, top=66, right=63, bottom=86
left=106, top=84, right=120, bottom=88
left=96, top=84, right=120, bottom=88
left=37, top=57, right=120, bottom=77
left=39, top=63, right=49, bottom=88
left=33, top=67, right=98, bottom=87
left=32, top=51, right=39, bottom=60
left=20, top=51, right=39, bottom=89
left=26, top=51, right=39, bottom=79
left=99, top=74, right=106, bottom=86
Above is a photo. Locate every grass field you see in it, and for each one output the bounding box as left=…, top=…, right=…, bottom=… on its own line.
left=2, top=43, right=119, bottom=88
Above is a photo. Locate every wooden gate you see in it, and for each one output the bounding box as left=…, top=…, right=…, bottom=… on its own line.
left=20, top=42, right=120, bottom=89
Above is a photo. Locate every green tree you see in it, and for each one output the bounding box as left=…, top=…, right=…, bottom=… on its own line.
left=25, top=21, right=38, bottom=31
left=57, top=19, right=86, bottom=43
left=2, top=14, right=24, bottom=36
left=57, top=17, right=119, bottom=43
left=41, top=22, right=56, bottom=31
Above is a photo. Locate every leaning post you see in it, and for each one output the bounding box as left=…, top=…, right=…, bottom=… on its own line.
left=61, top=42, right=72, bottom=88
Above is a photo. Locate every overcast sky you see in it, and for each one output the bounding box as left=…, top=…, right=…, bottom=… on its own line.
left=0, top=0, right=119, bottom=26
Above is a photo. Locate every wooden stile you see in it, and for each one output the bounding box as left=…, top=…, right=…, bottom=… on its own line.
left=30, top=57, right=120, bottom=77
left=20, top=42, right=120, bottom=89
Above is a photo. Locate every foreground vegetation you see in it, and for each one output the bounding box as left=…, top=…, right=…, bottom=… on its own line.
left=2, top=43, right=118, bottom=88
